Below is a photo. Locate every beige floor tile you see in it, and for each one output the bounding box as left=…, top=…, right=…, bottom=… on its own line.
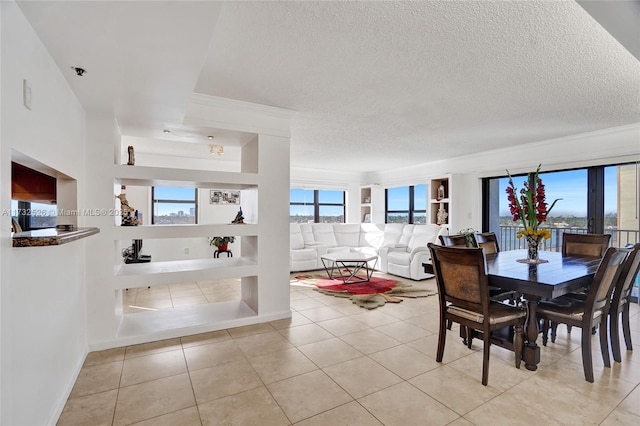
left=600, top=407, right=640, bottom=425
left=70, top=361, right=123, bottom=398
left=409, top=365, right=501, bottom=415
left=234, top=330, right=295, bottom=357
left=447, top=350, right=532, bottom=391
left=169, top=282, right=200, bottom=292
left=190, top=358, right=263, bottom=404
left=198, top=386, right=290, bottom=426
left=267, top=370, right=353, bottom=423
left=269, top=310, right=314, bottom=330
left=358, top=381, right=459, bottom=426
left=407, top=333, right=479, bottom=363
left=247, top=347, right=318, bottom=384
left=169, top=288, right=204, bottom=299
left=125, top=298, right=174, bottom=313
left=204, top=291, right=239, bottom=303
left=113, top=374, right=195, bottom=426
left=129, top=406, right=201, bottom=426
left=374, top=320, right=432, bottom=343
left=295, top=400, right=383, bottom=426
left=369, top=344, right=440, bottom=379
left=120, top=349, right=187, bottom=387
left=323, top=356, right=403, bottom=398
left=298, top=305, right=347, bottom=322
left=278, top=323, right=335, bottom=346
left=180, top=329, right=232, bottom=348
left=298, top=337, right=364, bottom=368
left=317, top=316, right=371, bottom=336
left=84, top=347, right=125, bottom=366
left=611, top=381, right=640, bottom=416
left=57, top=389, right=118, bottom=426
left=183, top=340, right=244, bottom=372
left=125, top=338, right=182, bottom=359
left=339, top=328, right=400, bottom=355
left=291, top=297, right=328, bottom=311
left=464, top=390, right=558, bottom=426
left=349, top=309, right=400, bottom=328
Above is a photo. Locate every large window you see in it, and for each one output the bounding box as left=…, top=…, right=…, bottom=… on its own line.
left=152, top=187, right=197, bottom=224
left=483, top=163, right=639, bottom=251
left=385, top=184, right=426, bottom=223
left=290, top=189, right=345, bottom=223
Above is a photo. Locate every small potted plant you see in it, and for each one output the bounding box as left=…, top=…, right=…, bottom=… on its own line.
left=208, top=236, right=235, bottom=251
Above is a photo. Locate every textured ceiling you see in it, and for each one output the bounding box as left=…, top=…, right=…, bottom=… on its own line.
left=15, top=1, right=640, bottom=174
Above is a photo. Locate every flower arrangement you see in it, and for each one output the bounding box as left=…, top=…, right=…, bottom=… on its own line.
left=506, top=164, right=560, bottom=242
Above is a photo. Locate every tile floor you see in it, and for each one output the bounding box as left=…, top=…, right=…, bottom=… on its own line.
left=60, top=273, right=640, bottom=425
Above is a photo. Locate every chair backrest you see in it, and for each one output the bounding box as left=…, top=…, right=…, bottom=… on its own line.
left=439, top=234, right=475, bottom=248
left=562, top=233, right=611, bottom=257
left=584, top=247, right=628, bottom=320
left=428, top=243, right=489, bottom=314
left=474, top=232, right=499, bottom=255
left=611, top=243, right=640, bottom=309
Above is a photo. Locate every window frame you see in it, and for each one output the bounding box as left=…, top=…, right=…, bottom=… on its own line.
left=290, top=189, right=345, bottom=223
left=385, top=184, right=426, bottom=224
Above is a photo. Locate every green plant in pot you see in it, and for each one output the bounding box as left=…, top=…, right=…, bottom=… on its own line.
left=209, top=236, right=235, bottom=251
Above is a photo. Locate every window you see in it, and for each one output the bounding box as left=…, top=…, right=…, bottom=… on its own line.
left=290, top=189, right=345, bottom=223
left=482, top=163, right=639, bottom=251
left=11, top=199, right=57, bottom=231
left=385, top=184, right=426, bottom=224
left=152, top=187, right=197, bottom=224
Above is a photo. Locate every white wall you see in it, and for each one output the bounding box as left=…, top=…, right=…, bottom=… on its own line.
left=1, top=2, right=88, bottom=424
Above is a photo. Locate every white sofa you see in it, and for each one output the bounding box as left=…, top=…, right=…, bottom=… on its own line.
left=290, top=223, right=448, bottom=280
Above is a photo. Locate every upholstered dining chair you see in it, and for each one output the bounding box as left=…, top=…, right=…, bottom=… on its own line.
left=610, top=243, right=640, bottom=363
left=427, top=243, right=526, bottom=386
left=439, top=233, right=473, bottom=248
left=562, top=232, right=611, bottom=258
left=538, top=247, right=629, bottom=383
left=474, top=232, right=499, bottom=255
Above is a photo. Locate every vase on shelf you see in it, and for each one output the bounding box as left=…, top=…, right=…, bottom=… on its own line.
left=216, top=244, right=228, bottom=252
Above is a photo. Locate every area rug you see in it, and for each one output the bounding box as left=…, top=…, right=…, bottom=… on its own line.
left=291, top=273, right=437, bottom=310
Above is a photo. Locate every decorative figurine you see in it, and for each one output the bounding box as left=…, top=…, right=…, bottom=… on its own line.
left=436, top=205, right=448, bottom=225
left=437, top=183, right=445, bottom=200
left=231, top=207, right=244, bottom=224
left=116, top=193, right=139, bottom=226
left=127, top=145, right=135, bottom=165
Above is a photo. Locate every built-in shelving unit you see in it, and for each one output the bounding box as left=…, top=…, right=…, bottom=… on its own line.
left=429, top=176, right=451, bottom=229
left=360, top=186, right=372, bottom=222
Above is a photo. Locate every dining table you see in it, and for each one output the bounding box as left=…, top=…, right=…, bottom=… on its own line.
left=423, top=249, right=602, bottom=371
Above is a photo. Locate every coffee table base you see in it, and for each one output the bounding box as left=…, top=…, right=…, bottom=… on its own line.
left=321, top=257, right=377, bottom=284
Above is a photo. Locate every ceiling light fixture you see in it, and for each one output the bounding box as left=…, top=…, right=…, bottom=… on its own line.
left=163, top=129, right=171, bottom=134
left=208, top=135, right=214, bottom=140
left=209, top=144, right=224, bottom=156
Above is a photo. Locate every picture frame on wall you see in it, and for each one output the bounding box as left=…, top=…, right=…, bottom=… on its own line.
left=210, top=190, right=241, bottom=205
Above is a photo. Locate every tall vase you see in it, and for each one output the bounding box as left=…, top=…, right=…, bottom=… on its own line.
left=526, top=236, right=540, bottom=262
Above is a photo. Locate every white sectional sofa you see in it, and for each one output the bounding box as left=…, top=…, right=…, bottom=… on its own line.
left=290, top=223, right=448, bottom=280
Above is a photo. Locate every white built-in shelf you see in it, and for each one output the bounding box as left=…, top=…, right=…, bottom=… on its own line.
left=114, top=257, right=258, bottom=288
left=113, top=165, right=258, bottom=189
left=113, top=224, right=259, bottom=240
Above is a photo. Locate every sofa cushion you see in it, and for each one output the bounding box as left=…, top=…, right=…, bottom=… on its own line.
left=312, top=223, right=338, bottom=247
left=333, top=224, right=361, bottom=247
left=387, top=250, right=411, bottom=266
left=399, top=224, right=415, bottom=246
left=407, top=224, right=442, bottom=251
left=290, top=247, right=317, bottom=261
left=300, top=223, right=315, bottom=245
left=290, top=224, right=305, bottom=250
left=359, top=223, right=385, bottom=248
left=383, top=224, right=405, bottom=246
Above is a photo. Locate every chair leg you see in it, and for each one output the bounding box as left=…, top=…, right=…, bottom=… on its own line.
left=541, top=320, right=549, bottom=346
left=514, top=324, right=523, bottom=369
left=482, top=335, right=490, bottom=386
left=610, top=311, right=622, bottom=363
left=551, top=322, right=558, bottom=343
left=581, top=326, right=594, bottom=383
left=599, top=317, right=611, bottom=368
left=436, top=318, right=447, bottom=363
left=622, top=304, right=633, bottom=351
left=466, top=328, right=473, bottom=349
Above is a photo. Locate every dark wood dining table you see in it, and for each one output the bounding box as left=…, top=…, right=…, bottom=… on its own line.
left=423, top=249, right=601, bottom=371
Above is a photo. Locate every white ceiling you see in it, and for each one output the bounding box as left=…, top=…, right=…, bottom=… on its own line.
left=16, top=1, right=640, bottom=174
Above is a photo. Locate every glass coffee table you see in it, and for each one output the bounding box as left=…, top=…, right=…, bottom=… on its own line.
left=320, top=253, right=378, bottom=284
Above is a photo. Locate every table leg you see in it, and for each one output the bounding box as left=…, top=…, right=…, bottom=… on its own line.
left=523, top=298, right=541, bottom=371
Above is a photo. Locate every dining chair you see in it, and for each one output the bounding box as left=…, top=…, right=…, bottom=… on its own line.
left=610, top=243, right=640, bottom=362
left=427, top=243, right=526, bottom=386
left=538, top=246, right=628, bottom=382
left=439, top=233, right=473, bottom=248
left=474, top=232, right=499, bottom=255
left=562, top=232, right=611, bottom=258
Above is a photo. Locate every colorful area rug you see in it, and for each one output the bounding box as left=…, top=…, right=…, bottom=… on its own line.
left=292, top=273, right=437, bottom=310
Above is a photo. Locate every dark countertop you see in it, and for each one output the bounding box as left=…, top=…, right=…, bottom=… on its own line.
left=12, top=227, right=100, bottom=247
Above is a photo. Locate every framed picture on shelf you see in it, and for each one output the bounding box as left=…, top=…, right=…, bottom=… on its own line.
left=210, top=189, right=241, bottom=205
